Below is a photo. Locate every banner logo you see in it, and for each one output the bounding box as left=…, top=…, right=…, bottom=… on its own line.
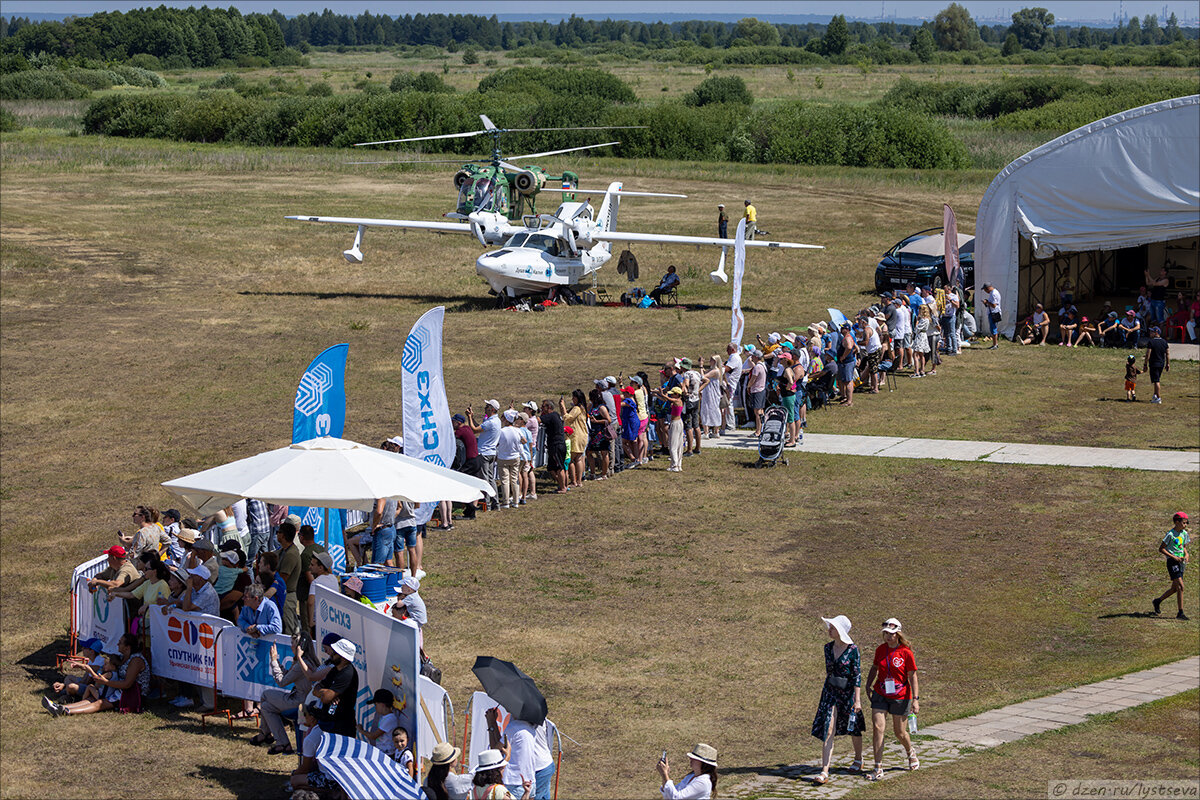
left=402, top=326, right=429, bottom=373
left=167, top=616, right=215, bottom=649
left=424, top=453, right=446, bottom=467
left=320, top=599, right=352, bottom=631
left=92, top=593, right=110, bottom=623
left=302, top=506, right=323, bottom=534
left=295, top=363, right=334, bottom=416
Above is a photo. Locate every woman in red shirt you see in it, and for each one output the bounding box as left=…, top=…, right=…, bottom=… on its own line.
left=863, top=617, right=920, bottom=780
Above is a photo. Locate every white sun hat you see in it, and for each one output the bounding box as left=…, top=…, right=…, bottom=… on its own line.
left=821, top=615, right=853, bottom=645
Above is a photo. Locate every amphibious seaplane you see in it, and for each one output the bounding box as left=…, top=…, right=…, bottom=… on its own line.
left=287, top=182, right=823, bottom=302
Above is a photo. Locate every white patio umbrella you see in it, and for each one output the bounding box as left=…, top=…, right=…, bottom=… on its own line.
left=161, top=436, right=493, bottom=517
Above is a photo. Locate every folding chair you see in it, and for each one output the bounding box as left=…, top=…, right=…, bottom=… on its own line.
left=878, top=359, right=899, bottom=392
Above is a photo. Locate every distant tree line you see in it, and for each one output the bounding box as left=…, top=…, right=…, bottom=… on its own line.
left=0, top=5, right=1195, bottom=68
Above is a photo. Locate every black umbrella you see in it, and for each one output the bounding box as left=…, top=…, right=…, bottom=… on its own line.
left=472, top=655, right=548, bottom=726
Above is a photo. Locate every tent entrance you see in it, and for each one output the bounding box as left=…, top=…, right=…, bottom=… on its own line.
left=1017, top=235, right=1198, bottom=319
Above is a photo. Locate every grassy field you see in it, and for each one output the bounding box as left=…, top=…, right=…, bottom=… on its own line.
left=852, top=690, right=1200, bottom=799
left=1, top=126, right=1197, bottom=799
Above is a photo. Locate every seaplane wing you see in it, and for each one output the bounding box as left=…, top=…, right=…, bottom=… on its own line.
left=591, top=231, right=824, bottom=250
left=285, top=215, right=474, bottom=235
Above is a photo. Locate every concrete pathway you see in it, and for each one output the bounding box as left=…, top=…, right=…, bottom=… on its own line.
left=705, top=432, right=1199, bottom=473
left=727, top=656, right=1199, bottom=799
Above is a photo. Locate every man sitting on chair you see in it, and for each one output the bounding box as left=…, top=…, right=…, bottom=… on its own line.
left=649, top=265, right=680, bottom=305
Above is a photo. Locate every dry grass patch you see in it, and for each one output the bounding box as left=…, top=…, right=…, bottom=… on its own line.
left=852, top=690, right=1200, bottom=799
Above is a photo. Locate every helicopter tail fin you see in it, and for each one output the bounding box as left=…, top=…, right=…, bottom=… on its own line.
left=596, top=181, right=622, bottom=234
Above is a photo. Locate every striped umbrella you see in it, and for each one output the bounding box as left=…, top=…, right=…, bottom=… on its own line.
left=316, top=732, right=425, bottom=800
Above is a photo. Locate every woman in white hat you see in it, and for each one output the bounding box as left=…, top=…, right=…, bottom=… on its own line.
left=656, top=743, right=717, bottom=799
left=425, top=741, right=474, bottom=800
left=470, top=749, right=531, bottom=799
left=865, top=617, right=920, bottom=779
left=810, top=615, right=864, bottom=783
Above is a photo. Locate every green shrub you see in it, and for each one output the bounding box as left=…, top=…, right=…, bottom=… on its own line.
left=994, top=78, right=1200, bottom=131
left=0, top=107, right=21, bottom=132
left=172, top=91, right=262, bottom=142
left=389, top=71, right=453, bottom=93
left=0, top=69, right=90, bottom=100
left=599, top=102, right=745, bottom=161
left=0, top=53, right=32, bottom=74
left=683, top=75, right=752, bottom=107
left=110, top=65, right=166, bottom=88
left=307, top=82, right=333, bottom=97
left=478, top=67, right=636, bottom=104
left=743, top=101, right=969, bottom=169
left=127, top=53, right=162, bottom=71
left=65, top=67, right=120, bottom=90
left=82, top=94, right=184, bottom=137
left=208, top=73, right=244, bottom=90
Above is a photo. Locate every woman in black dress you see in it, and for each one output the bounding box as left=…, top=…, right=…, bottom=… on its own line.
left=810, top=615, right=864, bottom=784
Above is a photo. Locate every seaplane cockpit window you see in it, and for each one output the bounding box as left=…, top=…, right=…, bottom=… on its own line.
left=505, top=232, right=530, bottom=248
left=526, top=234, right=559, bottom=256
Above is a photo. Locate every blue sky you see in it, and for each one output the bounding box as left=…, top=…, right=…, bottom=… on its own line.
left=3, top=1, right=1196, bottom=25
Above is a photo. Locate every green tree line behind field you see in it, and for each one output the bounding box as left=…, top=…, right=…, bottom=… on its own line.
left=74, top=67, right=1193, bottom=170
left=1, top=5, right=1197, bottom=70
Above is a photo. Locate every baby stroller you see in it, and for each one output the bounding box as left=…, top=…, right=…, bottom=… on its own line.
left=754, top=405, right=789, bottom=468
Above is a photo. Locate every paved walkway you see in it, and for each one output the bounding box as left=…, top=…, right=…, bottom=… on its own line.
left=728, top=656, right=1199, bottom=799
left=706, top=432, right=1199, bottom=472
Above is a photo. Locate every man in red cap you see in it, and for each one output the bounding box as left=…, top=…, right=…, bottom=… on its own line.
left=87, top=546, right=139, bottom=593
left=1153, top=512, right=1191, bottom=620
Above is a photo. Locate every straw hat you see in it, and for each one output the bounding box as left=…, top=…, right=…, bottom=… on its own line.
left=431, top=742, right=460, bottom=766
left=687, top=743, right=718, bottom=766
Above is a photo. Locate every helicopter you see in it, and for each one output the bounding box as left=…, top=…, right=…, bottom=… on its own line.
left=288, top=181, right=823, bottom=303
left=351, top=113, right=645, bottom=246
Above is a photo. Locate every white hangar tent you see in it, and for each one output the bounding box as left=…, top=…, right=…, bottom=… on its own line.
left=975, top=94, right=1200, bottom=337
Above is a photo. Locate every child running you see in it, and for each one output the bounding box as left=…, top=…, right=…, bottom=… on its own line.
left=1153, top=512, right=1190, bottom=620
left=1124, top=354, right=1141, bottom=401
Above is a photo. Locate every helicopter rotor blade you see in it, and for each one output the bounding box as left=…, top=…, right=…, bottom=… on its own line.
left=491, top=125, right=647, bottom=133
left=353, top=129, right=488, bottom=147
left=506, top=141, right=620, bottom=160
left=345, top=158, right=477, bottom=165
left=480, top=114, right=497, bottom=130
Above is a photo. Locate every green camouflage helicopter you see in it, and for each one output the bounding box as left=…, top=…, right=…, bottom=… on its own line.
left=351, top=113, right=642, bottom=245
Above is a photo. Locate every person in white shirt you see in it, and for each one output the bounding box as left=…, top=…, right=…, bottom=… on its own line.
left=890, top=296, right=912, bottom=370
left=858, top=310, right=883, bottom=393
left=496, top=410, right=525, bottom=509
left=486, top=708, right=556, bottom=800
left=982, top=282, right=1003, bottom=349
left=722, top=344, right=742, bottom=434
left=467, top=400, right=502, bottom=510
left=657, top=743, right=718, bottom=800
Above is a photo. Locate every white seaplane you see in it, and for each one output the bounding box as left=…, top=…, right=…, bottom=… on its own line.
left=287, top=182, right=822, bottom=301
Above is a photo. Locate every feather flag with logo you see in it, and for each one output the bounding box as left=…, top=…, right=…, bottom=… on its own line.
left=291, top=344, right=349, bottom=570
left=402, top=308, right=454, bottom=527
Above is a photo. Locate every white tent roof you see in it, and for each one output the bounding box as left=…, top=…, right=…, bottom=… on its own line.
left=975, top=95, right=1200, bottom=336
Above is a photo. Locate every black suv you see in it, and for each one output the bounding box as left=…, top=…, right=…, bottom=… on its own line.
left=875, top=228, right=975, bottom=294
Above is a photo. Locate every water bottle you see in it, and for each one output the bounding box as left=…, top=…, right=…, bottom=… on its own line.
left=906, top=713, right=918, bottom=734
